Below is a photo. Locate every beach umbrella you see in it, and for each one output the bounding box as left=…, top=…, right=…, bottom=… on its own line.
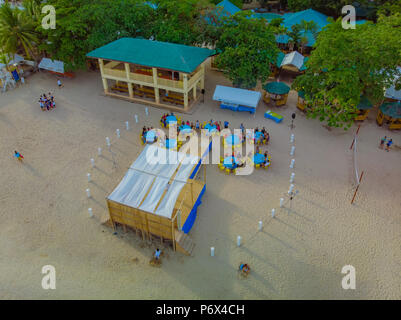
left=379, top=101, right=401, bottom=119
left=263, top=81, right=291, bottom=95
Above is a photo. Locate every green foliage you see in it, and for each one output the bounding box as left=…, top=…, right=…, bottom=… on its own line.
left=292, top=15, right=401, bottom=129
left=216, top=12, right=279, bottom=89
left=0, top=0, right=39, bottom=59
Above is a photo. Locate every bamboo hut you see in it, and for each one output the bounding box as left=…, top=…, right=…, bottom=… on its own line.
left=106, top=144, right=211, bottom=255
left=86, top=38, right=215, bottom=113
left=354, top=95, right=373, bottom=121
left=263, top=81, right=291, bottom=106
left=376, top=101, right=401, bottom=130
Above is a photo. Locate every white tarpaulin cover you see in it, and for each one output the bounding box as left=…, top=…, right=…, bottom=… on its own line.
left=0, top=54, right=24, bottom=70
left=108, top=145, right=200, bottom=219
left=385, top=66, right=401, bottom=101
left=213, top=85, right=261, bottom=108
left=280, top=51, right=305, bottom=70
left=38, top=58, right=65, bottom=73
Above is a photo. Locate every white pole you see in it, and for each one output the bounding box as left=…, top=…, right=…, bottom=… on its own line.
left=280, top=198, right=284, bottom=207
left=237, top=236, right=241, bottom=247
left=88, top=208, right=93, bottom=217
left=87, top=173, right=91, bottom=182
left=106, top=137, right=111, bottom=147
left=290, top=159, right=295, bottom=169
left=145, top=107, right=149, bottom=116
left=125, top=121, right=129, bottom=130
left=134, top=114, right=138, bottom=123
left=90, top=158, right=95, bottom=168
left=290, top=134, right=294, bottom=143
left=86, top=188, right=91, bottom=198
left=98, top=147, right=102, bottom=156
left=290, top=146, right=295, bottom=156
left=290, top=172, right=295, bottom=183
left=271, top=208, right=276, bottom=218
left=258, top=221, right=263, bottom=231
left=288, top=184, right=294, bottom=195
left=211, top=247, right=215, bottom=257
left=116, top=129, right=120, bottom=138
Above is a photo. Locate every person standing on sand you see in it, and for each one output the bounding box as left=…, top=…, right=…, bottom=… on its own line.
left=14, top=151, right=24, bottom=161
left=385, top=138, right=393, bottom=152
left=379, top=136, right=387, bottom=149
left=57, top=79, right=63, bottom=88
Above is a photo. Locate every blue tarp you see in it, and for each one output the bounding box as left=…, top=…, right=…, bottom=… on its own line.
left=182, top=184, right=206, bottom=234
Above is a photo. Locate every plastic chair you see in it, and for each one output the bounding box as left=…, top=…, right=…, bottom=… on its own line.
left=225, top=168, right=231, bottom=175
left=255, top=164, right=260, bottom=169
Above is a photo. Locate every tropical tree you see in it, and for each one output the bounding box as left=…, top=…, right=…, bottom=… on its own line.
left=216, top=12, right=279, bottom=89
left=292, top=15, right=401, bottom=129
left=0, top=0, right=39, bottom=59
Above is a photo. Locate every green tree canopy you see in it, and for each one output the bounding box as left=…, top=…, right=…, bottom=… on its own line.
left=216, top=12, right=279, bottom=89
left=292, top=14, right=401, bottom=129
left=0, top=0, right=39, bottom=59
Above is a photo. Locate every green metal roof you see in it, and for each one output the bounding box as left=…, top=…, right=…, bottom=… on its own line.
left=379, top=101, right=401, bottom=119
left=86, top=38, right=215, bottom=73
left=263, top=81, right=291, bottom=94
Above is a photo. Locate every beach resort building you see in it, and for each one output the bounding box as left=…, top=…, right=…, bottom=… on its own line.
left=86, top=38, right=215, bottom=112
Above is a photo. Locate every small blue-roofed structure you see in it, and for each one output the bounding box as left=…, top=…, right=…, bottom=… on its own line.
left=213, top=85, right=261, bottom=114
left=206, top=0, right=241, bottom=25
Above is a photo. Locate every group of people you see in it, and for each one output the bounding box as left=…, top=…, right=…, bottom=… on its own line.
left=160, top=113, right=230, bottom=133
left=39, top=93, right=56, bottom=111
left=254, top=127, right=270, bottom=144
left=255, top=146, right=270, bottom=168
left=379, top=136, right=393, bottom=152
left=141, top=126, right=157, bottom=143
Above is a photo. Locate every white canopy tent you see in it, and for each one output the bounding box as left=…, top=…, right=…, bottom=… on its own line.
left=38, top=58, right=65, bottom=73
left=107, top=145, right=200, bottom=219
left=280, top=51, right=306, bottom=70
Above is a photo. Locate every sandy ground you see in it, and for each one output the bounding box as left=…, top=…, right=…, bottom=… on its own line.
left=0, top=61, right=400, bottom=300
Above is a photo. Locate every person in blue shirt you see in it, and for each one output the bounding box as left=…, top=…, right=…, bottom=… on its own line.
left=386, top=138, right=393, bottom=152
left=224, top=121, right=229, bottom=129
left=154, top=248, right=161, bottom=260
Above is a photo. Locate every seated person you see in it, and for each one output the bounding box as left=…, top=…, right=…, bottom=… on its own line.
left=239, top=263, right=250, bottom=275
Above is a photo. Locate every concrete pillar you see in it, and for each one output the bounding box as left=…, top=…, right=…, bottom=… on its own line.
left=183, top=74, right=188, bottom=109
left=124, top=63, right=133, bottom=98
left=98, top=59, right=108, bottom=93
left=152, top=67, right=160, bottom=104
left=200, top=63, right=205, bottom=90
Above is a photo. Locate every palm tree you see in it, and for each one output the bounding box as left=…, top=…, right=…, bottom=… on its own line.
left=0, top=0, right=39, bottom=59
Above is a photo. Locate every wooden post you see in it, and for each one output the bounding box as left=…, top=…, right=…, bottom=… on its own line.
left=183, top=74, right=188, bottom=109
left=98, top=59, right=108, bottom=93
left=191, top=181, right=194, bottom=204
left=350, top=124, right=361, bottom=150
left=124, top=63, right=134, bottom=98
left=193, top=85, right=197, bottom=100
left=351, top=170, right=364, bottom=204
left=152, top=67, right=160, bottom=104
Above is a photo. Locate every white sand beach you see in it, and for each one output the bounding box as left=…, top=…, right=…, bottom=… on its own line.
left=0, top=62, right=400, bottom=299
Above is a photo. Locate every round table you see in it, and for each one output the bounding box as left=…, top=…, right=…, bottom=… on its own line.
left=165, top=138, right=177, bottom=149
left=253, top=153, right=265, bottom=165
left=223, top=156, right=238, bottom=170
left=145, top=131, right=156, bottom=143
left=179, top=124, right=192, bottom=134
left=254, top=131, right=263, bottom=143
left=204, top=123, right=217, bottom=133
left=166, top=115, right=177, bottom=125
left=225, top=134, right=241, bottom=146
